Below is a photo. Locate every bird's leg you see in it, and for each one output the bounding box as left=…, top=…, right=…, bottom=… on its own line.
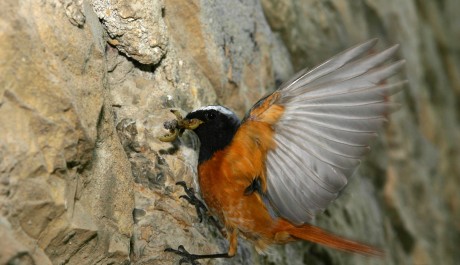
left=165, top=229, right=237, bottom=264
left=176, top=181, right=227, bottom=234
left=164, top=245, right=231, bottom=265
left=175, top=181, right=227, bottom=236
left=175, top=181, right=208, bottom=223
left=167, top=183, right=234, bottom=264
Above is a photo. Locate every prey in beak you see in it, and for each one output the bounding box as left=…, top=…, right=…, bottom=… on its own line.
left=159, top=109, right=203, bottom=142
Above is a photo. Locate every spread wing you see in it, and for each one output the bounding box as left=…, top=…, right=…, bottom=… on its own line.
left=253, top=39, right=405, bottom=225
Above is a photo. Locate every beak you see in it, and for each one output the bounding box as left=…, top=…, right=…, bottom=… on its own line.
left=158, top=109, right=203, bottom=142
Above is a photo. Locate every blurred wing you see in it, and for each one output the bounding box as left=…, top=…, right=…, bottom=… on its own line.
left=264, top=39, right=405, bottom=224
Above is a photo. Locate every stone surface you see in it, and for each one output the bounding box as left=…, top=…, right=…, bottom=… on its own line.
left=0, top=0, right=132, bottom=264
left=92, top=0, right=168, bottom=65
left=1, top=0, right=459, bottom=265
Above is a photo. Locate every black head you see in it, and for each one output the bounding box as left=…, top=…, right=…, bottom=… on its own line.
left=185, top=106, right=241, bottom=164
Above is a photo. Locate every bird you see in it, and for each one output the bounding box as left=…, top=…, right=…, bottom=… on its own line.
left=161, top=39, right=405, bottom=264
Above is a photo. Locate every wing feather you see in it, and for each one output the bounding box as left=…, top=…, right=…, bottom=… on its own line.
left=274, top=134, right=349, bottom=189
left=301, top=81, right=406, bottom=105
left=266, top=155, right=308, bottom=219
left=280, top=39, right=380, bottom=92
left=262, top=40, right=405, bottom=224
left=294, top=45, right=400, bottom=91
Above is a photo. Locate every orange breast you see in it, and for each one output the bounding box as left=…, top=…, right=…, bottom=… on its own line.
left=197, top=99, right=285, bottom=241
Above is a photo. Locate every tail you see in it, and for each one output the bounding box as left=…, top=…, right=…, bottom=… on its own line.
left=279, top=220, right=383, bottom=256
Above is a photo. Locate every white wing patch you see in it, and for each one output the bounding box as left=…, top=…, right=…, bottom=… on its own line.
left=265, top=39, right=405, bottom=224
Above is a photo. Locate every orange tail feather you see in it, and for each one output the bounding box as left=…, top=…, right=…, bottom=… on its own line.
left=279, top=220, right=383, bottom=256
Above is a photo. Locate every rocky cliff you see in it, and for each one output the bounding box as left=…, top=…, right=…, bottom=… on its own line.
left=1, top=0, right=459, bottom=265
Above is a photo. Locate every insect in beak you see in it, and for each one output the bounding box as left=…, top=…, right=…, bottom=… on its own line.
left=159, top=109, right=204, bottom=142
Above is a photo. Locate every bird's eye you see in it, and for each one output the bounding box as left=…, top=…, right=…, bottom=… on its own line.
left=206, top=112, right=216, bottom=120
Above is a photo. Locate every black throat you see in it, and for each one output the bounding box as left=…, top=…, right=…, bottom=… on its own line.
left=195, top=122, right=239, bottom=164
left=185, top=107, right=241, bottom=165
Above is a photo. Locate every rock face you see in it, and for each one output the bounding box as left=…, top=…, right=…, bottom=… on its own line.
left=0, top=0, right=458, bottom=265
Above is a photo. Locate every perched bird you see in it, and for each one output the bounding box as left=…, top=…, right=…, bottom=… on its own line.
left=162, top=39, right=405, bottom=264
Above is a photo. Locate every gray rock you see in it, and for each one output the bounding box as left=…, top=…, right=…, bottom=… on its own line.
left=1, top=0, right=459, bottom=265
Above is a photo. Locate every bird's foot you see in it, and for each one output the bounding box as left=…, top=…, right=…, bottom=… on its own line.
left=165, top=245, right=201, bottom=265
left=175, top=181, right=208, bottom=222
left=165, top=245, right=230, bottom=265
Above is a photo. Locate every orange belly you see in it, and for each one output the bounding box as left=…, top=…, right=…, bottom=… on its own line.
left=198, top=148, right=280, bottom=247
left=196, top=96, right=286, bottom=248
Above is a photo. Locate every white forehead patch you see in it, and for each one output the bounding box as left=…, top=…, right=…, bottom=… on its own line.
left=195, top=105, right=235, bottom=116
